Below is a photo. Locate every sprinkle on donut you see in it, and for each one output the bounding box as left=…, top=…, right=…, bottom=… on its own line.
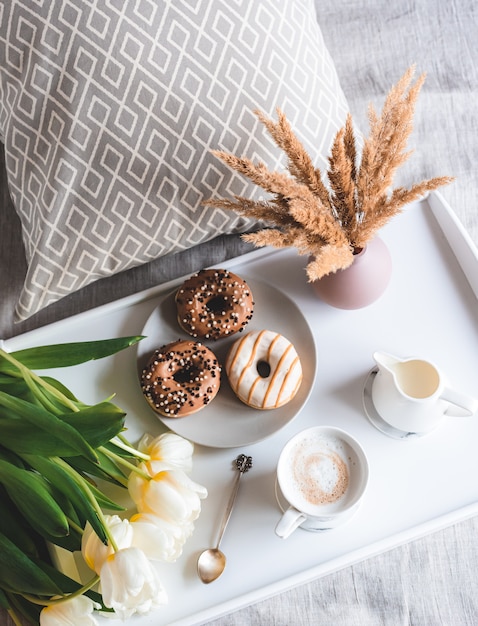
left=141, top=340, right=221, bottom=417
left=175, top=269, right=254, bottom=340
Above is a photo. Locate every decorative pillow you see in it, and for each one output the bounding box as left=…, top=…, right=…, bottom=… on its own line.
left=0, top=0, right=349, bottom=322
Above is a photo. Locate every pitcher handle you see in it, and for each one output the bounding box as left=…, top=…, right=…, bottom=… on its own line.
left=441, top=387, right=478, bottom=417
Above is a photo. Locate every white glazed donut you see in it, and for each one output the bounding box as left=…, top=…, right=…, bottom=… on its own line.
left=225, top=329, right=303, bottom=409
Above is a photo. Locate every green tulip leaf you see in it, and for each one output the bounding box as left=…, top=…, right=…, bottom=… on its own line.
left=0, top=460, right=69, bottom=538
left=5, top=593, right=42, bottom=624
left=0, top=488, right=38, bottom=556
left=0, top=532, right=63, bottom=595
left=86, top=482, right=126, bottom=512
left=60, top=402, right=126, bottom=445
left=41, top=375, right=80, bottom=402
left=23, top=455, right=114, bottom=545
left=2, top=336, right=144, bottom=371
left=0, top=447, right=25, bottom=468
left=0, top=374, right=27, bottom=390
left=25, top=375, right=83, bottom=415
left=0, top=401, right=125, bottom=458
left=0, top=589, right=8, bottom=610
left=0, top=420, right=73, bottom=457
left=0, top=391, right=99, bottom=463
left=60, top=453, right=128, bottom=509
left=66, top=451, right=128, bottom=489
left=0, top=377, right=38, bottom=410
left=6, top=592, right=43, bottom=624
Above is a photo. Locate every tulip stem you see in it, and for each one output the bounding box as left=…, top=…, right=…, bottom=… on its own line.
left=7, top=609, right=23, bottom=626
left=22, top=575, right=100, bottom=606
left=99, top=446, right=151, bottom=481
left=67, top=517, right=85, bottom=535
left=111, top=436, right=150, bottom=461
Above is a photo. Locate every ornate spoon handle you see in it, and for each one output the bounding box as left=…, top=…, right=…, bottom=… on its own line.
left=215, top=454, right=253, bottom=550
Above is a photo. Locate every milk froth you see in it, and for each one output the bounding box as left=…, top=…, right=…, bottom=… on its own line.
left=281, top=432, right=350, bottom=514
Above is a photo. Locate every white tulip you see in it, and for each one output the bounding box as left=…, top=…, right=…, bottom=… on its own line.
left=138, top=432, right=195, bottom=473
left=129, top=469, right=207, bottom=523
left=99, top=547, right=167, bottom=619
left=130, top=512, right=194, bottom=562
left=81, top=515, right=133, bottom=574
left=39, top=595, right=101, bottom=625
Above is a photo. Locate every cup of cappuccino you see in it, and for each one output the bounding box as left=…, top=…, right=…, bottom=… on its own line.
left=275, top=426, right=369, bottom=539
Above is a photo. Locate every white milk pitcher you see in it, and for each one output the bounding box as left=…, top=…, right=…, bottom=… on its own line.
left=371, top=351, right=478, bottom=435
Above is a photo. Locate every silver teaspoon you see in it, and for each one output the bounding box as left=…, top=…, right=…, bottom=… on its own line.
left=197, top=453, right=253, bottom=584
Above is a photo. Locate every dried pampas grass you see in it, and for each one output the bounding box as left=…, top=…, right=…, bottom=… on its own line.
left=205, top=66, right=454, bottom=280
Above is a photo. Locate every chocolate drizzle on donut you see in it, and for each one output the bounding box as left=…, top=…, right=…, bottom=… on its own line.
left=175, top=269, right=254, bottom=340
left=141, top=340, right=221, bottom=417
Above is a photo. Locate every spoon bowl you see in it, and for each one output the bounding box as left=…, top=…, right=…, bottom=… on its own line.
left=197, top=547, right=227, bottom=584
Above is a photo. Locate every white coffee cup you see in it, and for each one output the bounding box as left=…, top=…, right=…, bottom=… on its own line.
left=275, top=426, right=369, bottom=539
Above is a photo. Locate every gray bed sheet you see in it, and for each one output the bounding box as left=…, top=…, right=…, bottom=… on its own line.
left=1, top=0, right=477, bottom=624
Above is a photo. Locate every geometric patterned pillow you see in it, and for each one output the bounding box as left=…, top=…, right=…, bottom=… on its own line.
left=0, top=0, right=350, bottom=322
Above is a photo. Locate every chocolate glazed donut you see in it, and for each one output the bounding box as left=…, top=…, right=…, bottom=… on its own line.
left=175, top=269, right=254, bottom=340
left=141, top=340, right=221, bottom=417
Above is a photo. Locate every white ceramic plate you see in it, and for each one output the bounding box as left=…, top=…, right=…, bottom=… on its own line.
left=137, top=277, right=317, bottom=448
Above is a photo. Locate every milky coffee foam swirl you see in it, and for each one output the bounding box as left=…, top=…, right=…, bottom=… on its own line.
left=283, top=433, right=349, bottom=513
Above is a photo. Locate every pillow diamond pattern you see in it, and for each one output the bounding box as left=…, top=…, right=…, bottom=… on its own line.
left=0, top=0, right=349, bottom=321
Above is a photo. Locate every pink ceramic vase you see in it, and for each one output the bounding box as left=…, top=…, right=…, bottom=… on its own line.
left=311, top=237, right=392, bottom=309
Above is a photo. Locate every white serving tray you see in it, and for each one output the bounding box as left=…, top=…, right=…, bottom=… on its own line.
left=3, top=191, right=478, bottom=625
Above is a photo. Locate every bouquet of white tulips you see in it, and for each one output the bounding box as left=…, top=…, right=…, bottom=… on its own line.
left=0, top=338, right=207, bottom=625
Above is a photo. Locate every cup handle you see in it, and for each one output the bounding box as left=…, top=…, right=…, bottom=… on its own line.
left=441, top=387, right=478, bottom=417
left=275, top=506, right=307, bottom=539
